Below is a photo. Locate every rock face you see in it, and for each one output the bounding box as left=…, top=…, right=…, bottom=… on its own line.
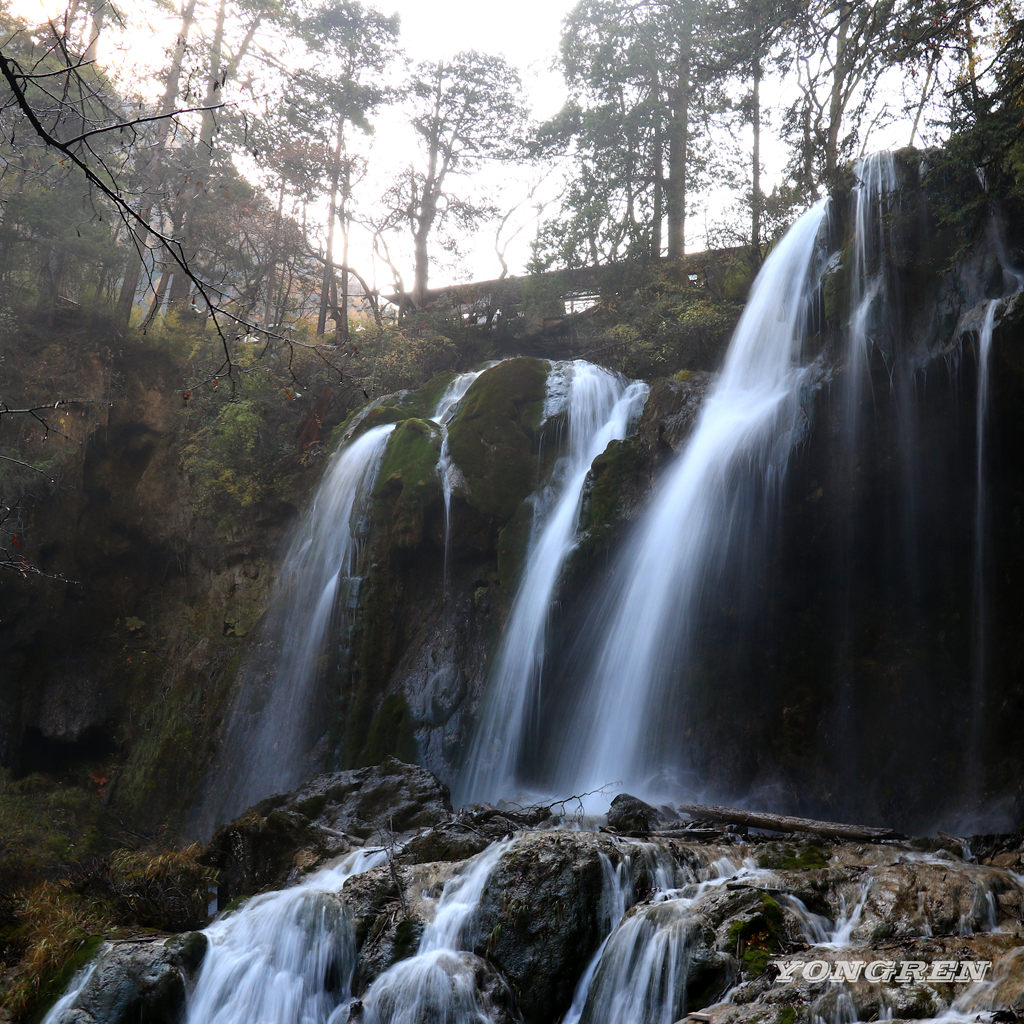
left=45, top=932, right=207, bottom=1024
left=204, top=759, right=452, bottom=904
left=40, top=772, right=1024, bottom=1024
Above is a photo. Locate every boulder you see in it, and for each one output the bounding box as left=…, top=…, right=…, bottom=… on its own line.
left=206, top=759, right=452, bottom=902
left=469, top=831, right=618, bottom=1023
left=45, top=933, right=206, bottom=1024
left=607, top=793, right=664, bottom=834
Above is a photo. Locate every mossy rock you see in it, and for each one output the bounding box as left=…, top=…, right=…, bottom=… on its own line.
left=755, top=843, right=829, bottom=871
left=374, top=418, right=443, bottom=549
left=358, top=693, right=418, bottom=767
left=342, top=381, right=446, bottom=446
left=578, top=435, right=643, bottom=543
left=726, top=892, right=785, bottom=977
left=496, top=502, right=534, bottom=592
left=447, top=358, right=548, bottom=522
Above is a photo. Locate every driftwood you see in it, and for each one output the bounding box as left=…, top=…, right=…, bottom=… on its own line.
left=676, top=803, right=904, bottom=842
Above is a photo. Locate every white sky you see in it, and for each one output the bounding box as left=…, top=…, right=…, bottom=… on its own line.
left=6, top=0, right=578, bottom=290
left=4, top=0, right=940, bottom=294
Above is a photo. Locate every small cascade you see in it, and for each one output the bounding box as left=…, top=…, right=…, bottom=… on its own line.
left=432, top=368, right=489, bottom=594
left=778, top=893, right=832, bottom=944
left=459, top=361, right=648, bottom=804
left=550, top=201, right=829, bottom=797
left=40, top=962, right=100, bottom=1024
left=817, top=879, right=871, bottom=948
left=967, top=298, right=999, bottom=792
left=194, top=424, right=396, bottom=832
left=183, top=848, right=385, bottom=1024
left=359, top=839, right=511, bottom=1024
left=565, top=855, right=744, bottom=1024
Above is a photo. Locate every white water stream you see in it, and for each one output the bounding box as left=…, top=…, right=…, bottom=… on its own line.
left=460, top=361, right=648, bottom=803
left=551, top=201, right=830, bottom=796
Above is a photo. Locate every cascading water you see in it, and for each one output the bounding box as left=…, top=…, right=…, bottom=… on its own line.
left=183, top=848, right=385, bottom=1024
left=967, top=298, right=999, bottom=793
left=565, top=855, right=743, bottom=1024
left=459, top=361, right=648, bottom=804
left=547, top=200, right=830, bottom=798
left=829, top=152, right=901, bottom=793
left=195, top=372, right=486, bottom=834
left=358, top=840, right=511, bottom=1024
left=196, top=424, right=397, bottom=831
left=433, top=368, right=490, bottom=594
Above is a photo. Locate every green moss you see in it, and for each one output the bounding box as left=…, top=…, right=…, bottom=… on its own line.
left=391, top=917, right=424, bottom=963
left=358, top=693, right=418, bottom=766
left=0, top=770, right=107, bottom=886
left=756, top=843, right=828, bottom=871
left=496, top=503, right=534, bottom=591
left=721, top=260, right=756, bottom=302
left=374, top=418, right=442, bottom=549
left=821, top=249, right=850, bottom=327
left=447, top=358, right=548, bottom=521
left=114, top=647, right=235, bottom=829
left=28, top=933, right=105, bottom=1024
left=727, top=892, right=785, bottom=977
left=578, top=436, right=640, bottom=543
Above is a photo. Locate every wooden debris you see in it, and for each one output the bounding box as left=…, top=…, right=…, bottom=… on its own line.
left=676, top=803, right=905, bottom=842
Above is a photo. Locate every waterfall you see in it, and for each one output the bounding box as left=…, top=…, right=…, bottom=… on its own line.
left=358, top=839, right=511, bottom=1024
left=829, top=153, right=901, bottom=802
left=194, top=369, right=488, bottom=834
left=548, top=201, right=830, bottom=798
left=458, top=361, right=648, bottom=804
left=564, top=856, right=742, bottom=1024
left=967, top=298, right=999, bottom=793
left=183, top=848, right=386, bottom=1024
left=194, top=424, right=397, bottom=832
left=434, top=368, right=490, bottom=595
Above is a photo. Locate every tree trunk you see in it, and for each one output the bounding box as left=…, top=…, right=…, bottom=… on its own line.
left=115, top=0, right=197, bottom=327
left=825, top=1, right=852, bottom=179
left=751, top=56, right=762, bottom=258
left=338, top=162, right=350, bottom=346
left=317, top=126, right=344, bottom=335
left=677, top=803, right=904, bottom=841
left=666, top=13, right=692, bottom=262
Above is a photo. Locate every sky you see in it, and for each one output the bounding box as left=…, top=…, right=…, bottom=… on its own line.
left=6, top=0, right=579, bottom=290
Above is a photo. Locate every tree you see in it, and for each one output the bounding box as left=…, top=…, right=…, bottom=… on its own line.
left=291, top=0, right=398, bottom=340
left=533, top=0, right=729, bottom=270
left=382, top=51, right=528, bottom=307
left=781, top=0, right=991, bottom=193
left=722, top=0, right=802, bottom=256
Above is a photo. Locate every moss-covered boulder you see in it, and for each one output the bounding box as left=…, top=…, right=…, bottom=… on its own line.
left=447, top=359, right=548, bottom=522
left=43, top=934, right=206, bottom=1024
left=374, top=418, right=443, bottom=549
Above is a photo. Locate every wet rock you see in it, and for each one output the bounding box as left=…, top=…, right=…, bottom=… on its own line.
left=824, top=855, right=1013, bottom=941
left=637, top=373, right=714, bottom=454
left=607, top=793, right=664, bottom=833
left=469, top=831, right=618, bottom=1023
left=206, top=759, right=452, bottom=902
left=46, top=935, right=205, bottom=1024
left=400, top=821, right=493, bottom=864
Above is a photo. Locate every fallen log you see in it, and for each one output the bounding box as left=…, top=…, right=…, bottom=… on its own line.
left=675, top=803, right=905, bottom=842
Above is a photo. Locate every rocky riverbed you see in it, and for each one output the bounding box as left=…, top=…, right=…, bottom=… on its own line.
left=40, top=760, right=1024, bottom=1024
